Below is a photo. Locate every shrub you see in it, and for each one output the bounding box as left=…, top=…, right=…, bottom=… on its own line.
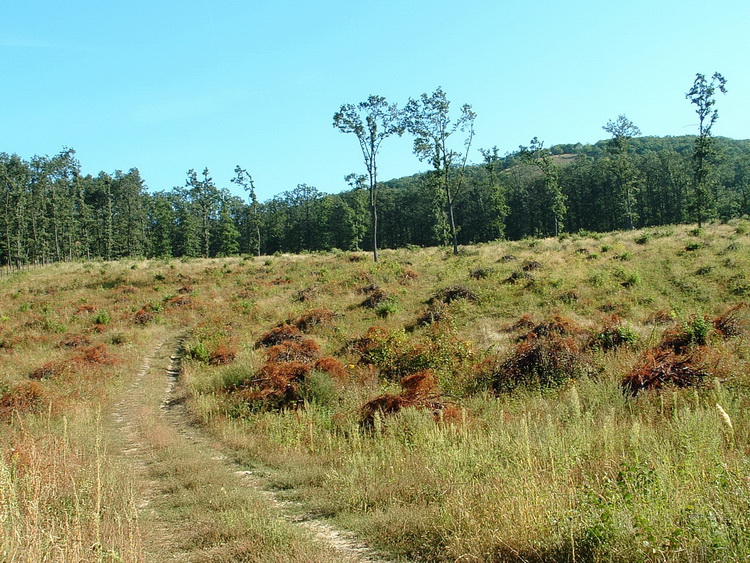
left=591, top=317, right=639, bottom=350
left=661, top=316, right=715, bottom=352
left=92, top=310, right=111, bottom=325
left=298, top=370, right=337, bottom=407
left=186, top=341, right=211, bottom=363
left=376, top=300, right=399, bottom=318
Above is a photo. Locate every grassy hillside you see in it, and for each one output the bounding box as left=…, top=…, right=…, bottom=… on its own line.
left=2, top=221, right=749, bottom=561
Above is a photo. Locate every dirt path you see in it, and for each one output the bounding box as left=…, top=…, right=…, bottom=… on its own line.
left=111, top=331, right=389, bottom=562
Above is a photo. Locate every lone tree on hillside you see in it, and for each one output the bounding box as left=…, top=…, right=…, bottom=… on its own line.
left=686, top=72, right=728, bottom=228
left=404, top=87, right=475, bottom=255
left=333, top=96, right=403, bottom=262
left=602, top=114, right=642, bottom=229
left=232, top=166, right=261, bottom=256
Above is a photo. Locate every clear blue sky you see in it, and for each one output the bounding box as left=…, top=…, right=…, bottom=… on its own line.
left=3, top=0, right=749, bottom=201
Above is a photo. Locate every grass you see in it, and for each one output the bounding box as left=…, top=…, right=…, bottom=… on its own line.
left=1, top=222, right=749, bottom=560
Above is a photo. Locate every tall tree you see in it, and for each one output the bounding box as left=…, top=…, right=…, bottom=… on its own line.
left=519, top=138, right=566, bottom=236
left=232, top=166, right=261, bottom=256
left=333, top=96, right=403, bottom=262
left=404, top=87, right=475, bottom=255
left=185, top=168, right=219, bottom=257
left=686, top=72, right=728, bottom=227
left=602, top=115, right=642, bottom=229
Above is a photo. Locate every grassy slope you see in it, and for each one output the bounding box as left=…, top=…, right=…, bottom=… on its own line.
left=2, top=221, right=749, bottom=561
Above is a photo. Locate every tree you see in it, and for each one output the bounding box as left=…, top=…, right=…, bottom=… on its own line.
left=333, top=96, right=403, bottom=262
left=602, top=115, right=642, bottom=229
left=404, top=87, right=475, bottom=255
left=686, top=72, right=728, bottom=227
left=232, top=166, right=261, bottom=256
left=519, top=138, right=566, bottom=236
left=185, top=168, right=219, bottom=257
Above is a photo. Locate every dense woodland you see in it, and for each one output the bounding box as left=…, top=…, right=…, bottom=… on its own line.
left=1, top=135, right=749, bottom=266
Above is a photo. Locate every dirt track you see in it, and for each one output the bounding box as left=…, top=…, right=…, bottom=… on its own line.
left=111, top=331, right=388, bottom=562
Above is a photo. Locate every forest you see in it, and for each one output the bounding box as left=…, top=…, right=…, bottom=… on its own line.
left=2, top=134, right=749, bottom=267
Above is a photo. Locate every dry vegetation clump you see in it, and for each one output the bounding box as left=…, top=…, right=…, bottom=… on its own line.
left=78, top=343, right=116, bottom=365
left=177, top=285, right=192, bottom=294
left=427, top=285, right=478, bottom=305
left=347, top=326, right=389, bottom=358
left=313, top=356, right=348, bottom=380
left=165, top=294, right=192, bottom=308
left=482, top=315, right=593, bottom=393
left=469, top=267, right=494, bottom=280
left=660, top=316, right=714, bottom=353
left=506, top=313, right=537, bottom=333
left=288, top=307, right=335, bottom=332
left=622, top=349, right=710, bottom=396
left=296, top=286, right=319, bottom=302
left=232, top=361, right=313, bottom=410
left=522, top=260, right=543, bottom=271
left=712, top=302, right=747, bottom=338
left=0, top=381, right=48, bottom=420
left=59, top=334, right=92, bottom=348
left=357, top=283, right=380, bottom=294
left=255, top=323, right=302, bottom=348
left=28, top=361, right=69, bottom=380
left=265, top=338, right=321, bottom=363
left=75, top=304, right=96, bottom=314
left=407, top=303, right=448, bottom=331
left=400, top=267, right=420, bottom=284
left=209, top=344, right=237, bottom=366
left=133, top=305, right=157, bottom=324
left=360, top=288, right=390, bottom=309
left=522, top=313, right=587, bottom=340
left=645, top=308, right=675, bottom=324
left=360, top=370, right=453, bottom=427
left=503, top=271, right=534, bottom=285
left=622, top=303, right=747, bottom=395
left=500, top=254, right=516, bottom=262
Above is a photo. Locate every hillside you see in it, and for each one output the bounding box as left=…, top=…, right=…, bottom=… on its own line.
left=1, top=222, right=749, bottom=560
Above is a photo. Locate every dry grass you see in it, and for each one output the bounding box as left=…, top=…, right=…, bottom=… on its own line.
left=2, top=224, right=750, bottom=560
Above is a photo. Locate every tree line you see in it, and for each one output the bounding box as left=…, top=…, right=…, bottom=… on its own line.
left=2, top=74, right=747, bottom=266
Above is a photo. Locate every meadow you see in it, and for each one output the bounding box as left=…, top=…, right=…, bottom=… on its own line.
left=1, top=222, right=749, bottom=561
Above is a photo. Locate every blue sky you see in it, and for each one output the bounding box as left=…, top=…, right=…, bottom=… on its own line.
left=3, top=1, right=749, bottom=201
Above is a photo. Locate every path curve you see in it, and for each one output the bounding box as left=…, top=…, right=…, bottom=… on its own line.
left=113, top=331, right=389, bottom=562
